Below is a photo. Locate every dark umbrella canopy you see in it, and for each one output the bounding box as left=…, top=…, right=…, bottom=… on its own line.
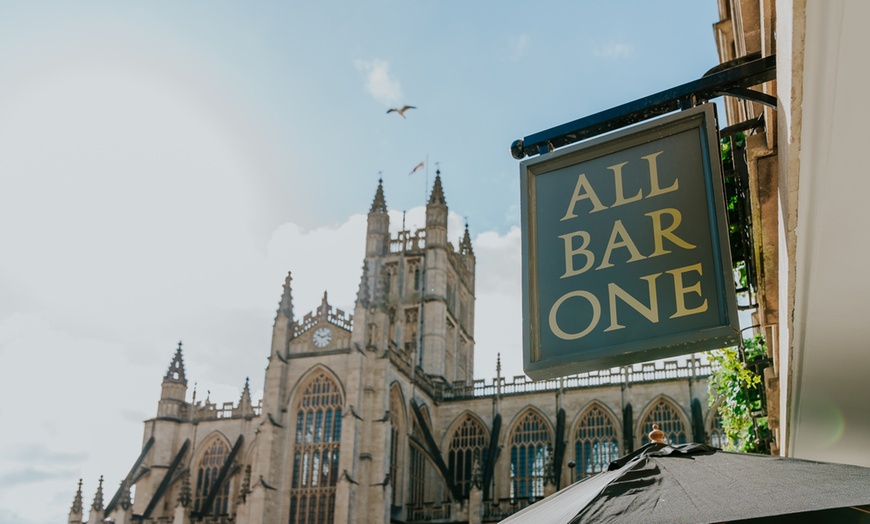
left=501, top=443, right=870, bottom=524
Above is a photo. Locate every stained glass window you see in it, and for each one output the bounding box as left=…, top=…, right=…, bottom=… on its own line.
left=639, top=398, right=688, bottom=446
left=447, top=416, right=488, bottom=497
left=289, top=372, right=342, bottom=524
left=509, top=410, right=550, bottom=501
left=574, top=403, right=620, bottom=480
left=193, top=437, right=231, bottom=516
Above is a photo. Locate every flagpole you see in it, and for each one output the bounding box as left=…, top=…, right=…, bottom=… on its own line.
left=424, top=153, right=429, bottom=205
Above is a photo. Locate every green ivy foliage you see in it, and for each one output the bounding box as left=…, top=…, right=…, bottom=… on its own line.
left=721, top=132, right=748, bottom=290
left=707, top=335, right=771, bottom=453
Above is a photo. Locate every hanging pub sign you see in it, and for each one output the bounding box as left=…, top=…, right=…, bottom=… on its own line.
left=520, top=104, right=739, bottom=379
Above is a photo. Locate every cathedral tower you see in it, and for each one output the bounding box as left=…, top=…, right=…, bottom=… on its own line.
left=357, top=172, right=476, bottom=385
left=157, top=342, right=187, bottom=419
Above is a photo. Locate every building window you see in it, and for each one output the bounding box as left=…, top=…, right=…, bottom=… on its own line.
left=709, top=407, right=729, bottom=449
left=509, top=410, right=550, bottom=502
left=573, top=403, right=620, bottom=481
left=389, top=386, right=405, bottom=507
left=639, top=398, right=688, bottom=446
left=193, top=437, right=231, bottom=516
left=447, top=416, right=488, bottom=498
left=408, top=442, right=426, bottom=507
left=289, top=372, right=342, bottom=524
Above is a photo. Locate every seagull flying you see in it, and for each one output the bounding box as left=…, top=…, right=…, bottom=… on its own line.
left=387, top=105, right=416, bottom=118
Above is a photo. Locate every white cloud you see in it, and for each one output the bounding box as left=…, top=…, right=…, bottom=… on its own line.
left=354, top=58, right=403, bottom=106
left=595, top=42, right=634, bottom=58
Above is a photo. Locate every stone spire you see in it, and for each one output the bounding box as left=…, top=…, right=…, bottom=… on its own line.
left=460, top=222, right=474, bottom=256
left=318, top=290, right=330, bottom=320
left=370, top=177, right=387, bottom=213
left=366, top=178, right=390, bottom=256
left=428, top=169, right=446, bottom=205
left=68, top=479, right=83, bottom=523
left=275, top=271, right=294, bottom=325
left=236, top=377, right=254, bottom=417
left=425, top=168, right=448, bottom=246
left=164, top=342, right=187, bottom=385
left=86, top=476, right=104, bottom=524
left=119, top=477, right=132, bottom=511
left=159, top=343, right=189, bottom=417
left=91, top=476, right=104, bottom=511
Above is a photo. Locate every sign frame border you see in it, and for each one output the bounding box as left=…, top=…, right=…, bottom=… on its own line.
left=520, top=104, right=740, bottom=379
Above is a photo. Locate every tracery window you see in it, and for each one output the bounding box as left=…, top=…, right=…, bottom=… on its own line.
left=709, top=408, right=728, bottom=449
left=389, top=386, right=405, bottom=506
left=193, top=437, right=231, bottom=516
left=447, top=416, right=488, bottom=498
left=573, top=403, right=620, bottom=481
left=288, top=372, right=343, bottom=524
left=509, top=410, right=550, bottom=501
left=639, top=398, right=688, bottom=446
left=408, top=441, right=426, bottom=507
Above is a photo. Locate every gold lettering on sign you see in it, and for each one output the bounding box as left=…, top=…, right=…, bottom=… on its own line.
left=559, top=231, right=595, bottom=278
left=646, top=208, right=696, bottom=257
left=604, top=273, right=662, bottom=332
left=643, top=151, right=679, bottom=197
left=596, top=220, right=646, bottom=270
left=609, top=161, right=643, bottom=208
left=548, top=290, right=601, bottom=340
left=560, top=174, right=608, bottom=221
left=667, top=263, right=708, bottom=318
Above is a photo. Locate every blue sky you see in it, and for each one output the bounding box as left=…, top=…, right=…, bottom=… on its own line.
left=0, top=1, right=721, bottom=522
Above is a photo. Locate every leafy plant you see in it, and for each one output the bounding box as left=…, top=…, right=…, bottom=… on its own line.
left=721, top=132, right=749, bottom=291
left=706, top=335, right=771, bottom=453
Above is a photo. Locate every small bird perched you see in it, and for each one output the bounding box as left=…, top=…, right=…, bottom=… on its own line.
left=387, top=105, right=416, bottom=118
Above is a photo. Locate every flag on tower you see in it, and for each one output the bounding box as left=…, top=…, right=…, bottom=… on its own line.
left=409, top=161, right=424, bottom=175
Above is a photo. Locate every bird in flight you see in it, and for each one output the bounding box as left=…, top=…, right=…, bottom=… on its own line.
left=387, top=105, right=416, bottom=118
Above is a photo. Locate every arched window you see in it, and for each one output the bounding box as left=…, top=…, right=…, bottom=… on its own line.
left=193, top=437, right=231, bottom=516
left=708, top=407, right=730, bottom=449
left=509, top=410, right=550, bottom=502
left=288, top=372, right=343, bottom=524
left=389, top=386, right=405, bottom=506
left=573, top=403, right=620, bottom=480
left=408, top=420, right=427, bottom=508
left=447, top=416, right=488, bottom=498
left=639, top=398, right=688, bottom=446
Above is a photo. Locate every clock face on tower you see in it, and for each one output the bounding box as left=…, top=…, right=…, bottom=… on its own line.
left=312, top=326, right=333, bottom=348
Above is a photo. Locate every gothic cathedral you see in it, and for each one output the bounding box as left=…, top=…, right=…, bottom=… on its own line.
left=69, top=173, right=719, bottom=524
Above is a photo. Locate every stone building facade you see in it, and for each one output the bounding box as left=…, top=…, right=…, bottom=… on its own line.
left=69, top=174, right=719, bottom=524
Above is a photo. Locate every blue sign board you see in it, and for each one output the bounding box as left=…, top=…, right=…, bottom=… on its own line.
left=521, top=104, right=739, bottom=379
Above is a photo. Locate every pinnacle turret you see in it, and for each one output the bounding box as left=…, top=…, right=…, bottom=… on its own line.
left=119, top=477, right=132, bottom=511
left=428, top=170, right=446, bottom=205
left=163, top=342, right=187, bottom=385
left=237, top=377, right=254, bottom=417
left=68, top=478, right=83, bottom=522
left=159, top=342, right=189, bottom=414
left=275, top=271, right=294, bottom=324
left=460, top=222, right=474, bottom=256
left=425, top=168, right=448, bottom=244
left=366, top=178, right=391, bottom=256
left=370, top=178, right=387, bottom=213
left=91, top=475, right=104, bottom=512
left=318, top=291, right=330, bottom=320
